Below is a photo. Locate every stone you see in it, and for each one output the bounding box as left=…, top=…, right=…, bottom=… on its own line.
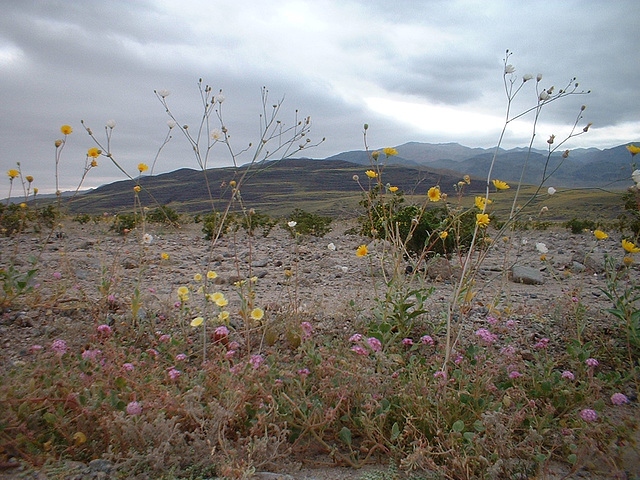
left=510, top=265, right=544, bottom=285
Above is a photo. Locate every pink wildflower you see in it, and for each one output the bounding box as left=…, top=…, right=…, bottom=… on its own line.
left=579, top=409, right=598, bottom=422
left=585, top=358, right=599, bottom=368
left=402, top=338, right=413, bottom=346
left=349, top=333, right=363, bottom=343
left=561, top=370, right=575, bottom=380
left=168, top=368, right=181, bottom=380
left=611, top=393, right=629, bottom=405
left=107, top=294, right=116, bottom=303
left=351, top=345, right=368, bottom=356
left=534, top=338, right=550, bottom=349
left=52, top=272, right=62, bottom=280
left=500, top=345, right=516, bottom=356
left=225, top=350, right=236, bottom=359
left=301, top=321, right=313, bottom=339
left=122, top=363, right=135, bottom=371
left=486, top=316, right=498, bottom=325
left=228, top=341, right=240, bottom=350
left=421, top=335, right=434, bottom=346
left=159, top=334, right=171, bottom=343
left=214, top=325, right=229, bottom=337
left=367, top=337, right=382, bottom=352
left=97, top=324, right=112, bottom=335
left=505, top=320, right=516, bottom=329
left=249, top=354, right=264, bottom=369
left=475, top=328, right=498, bottom=345
left=126, top=401, right=142, bottom=416
left=433, top=370, right=447, bottom=379
left=175, top=353, right=187, bottom=362
left=29, top=344, right=43, bottom=353
left=146, top=348, right=158, bottom=357
left=51, top=339, right=67, bottom=356
left=297, top=368, right=310, bottom=377
left=81, top=349, right=101, bottom=361
left=509, top=371, right=523, bottom=379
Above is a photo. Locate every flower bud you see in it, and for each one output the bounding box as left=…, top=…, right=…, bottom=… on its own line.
left=536, top=74, right=543, bottom=82
left=547, top=135, right=555, bottom=145
left=55, top=139, right=62, bottom=147
left=583, top=122, right=593, bottom=132
left=562, top=150, right=570, bottom=158
left=522, top=73, right=533, bottom=82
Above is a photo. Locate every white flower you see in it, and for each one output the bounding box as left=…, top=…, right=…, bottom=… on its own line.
left=539, top=90, right=550, bottom=101
left=632, top=169, right=640, bottom=185
left=106, top=119, right=116, bottom=129
left=167, top=120, right=176, bottom=129
left=536, top=73, right=543, bottom=82
left=287, top=221, right=297, bottom=228
left=214, top=93, right=225, bottom=104
left=504, top=64, right=516, bottom=74
left=547, top=187, right=556, bottom=195
left=338, top=266, right=348, bottom=273
left=327, top=242, right=336, bottom=251
left=142, top=233, right=153, bottom=244
left=535, top=242, right=548, bottom=254
left=521, top=239, right=528, bottom=245
left=522, top=73, right=533, bottom=82
left=210, top=128, right=223, bottom=141
left=156, top=89, right=171, bottom=98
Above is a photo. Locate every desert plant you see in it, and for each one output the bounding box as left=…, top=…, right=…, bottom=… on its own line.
left=286, top=208, right=332, bottom=237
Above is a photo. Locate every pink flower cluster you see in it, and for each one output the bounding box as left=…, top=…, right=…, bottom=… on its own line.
left=475, top=328, right=498, bottom=345
left=249, top=354, right=264, bottom=369
left=301, top=321, right=313, bottom=339
left=611, top=393, right=629, bottom=405
left=51, top=339, right=67, bottom=356
left=585, top=358, right=599, bottom=368
left=167, top=368, right=181, bottom=380
left=126, top=401, right=142, bottom=416
left=579, top=409, right=598, bottom=422
left=561, top=370, right=575, bottom=380
left=81, top=349, right=101, bottom=361
left=533, top=338, right=550, bottom=349
left=420, top=335, right=434, bottom=346
left=97, top=324, right=112, bottom=335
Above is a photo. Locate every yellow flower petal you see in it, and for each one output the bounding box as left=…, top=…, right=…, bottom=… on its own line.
left=383, top=147, right=398, bottom=156
left=365, top=170, right=378, bottom=178
left=61, top=125, right=73, bottom=135
left=622, top=239, right=640, bottom=253
left=356, top=244, right=368, bottom=257
left=190, top=317, right=204, bottom=327
left=476, top=213, right=490, bottom=228
left=427, top=186, right=441, bottom=202
left=250, top=308, right=264, bottom=321
left=594, top=230, right=608, bottom=240
left=626, top=144, right=640, bottom=156
left=492, top=179, right=510, bottom=190
left=138, top=163, right=149, bottom=173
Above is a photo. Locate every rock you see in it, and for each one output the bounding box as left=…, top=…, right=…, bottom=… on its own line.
left=251, top=259, right=269, bottom=268
left=425, top=257, right=454, bottom=281
left=88, top=459, right=114, bottom=473
left=572, top=252, right=605, bottom=273
left=510, top=265, right=545, bottom=285
left=121, top=258, right=138, bottom=269
left=252, top=473, right=295, bottom=480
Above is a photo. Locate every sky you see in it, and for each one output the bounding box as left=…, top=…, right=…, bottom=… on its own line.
left=1, top=0, right=639, bottom=198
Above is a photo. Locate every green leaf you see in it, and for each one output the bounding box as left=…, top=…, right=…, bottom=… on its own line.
left=390, top=422, right=400, bottom=441
left=567, top=454, right=577, bottom=465
left=535, top=453, right=547, bottom=463
left=452, top=420, right=465, bottom=433
left=43, top=412, right=57, bottom=424
left=463, top=431, right=475, bottom=442
left=339, top=427, right=352, bottom=446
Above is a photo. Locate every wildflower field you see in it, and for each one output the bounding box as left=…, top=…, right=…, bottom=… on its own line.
left=1, top=53, right=639, bottom=479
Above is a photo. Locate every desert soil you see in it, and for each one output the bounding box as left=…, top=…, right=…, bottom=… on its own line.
left=1, top=219, right=639, bottom=479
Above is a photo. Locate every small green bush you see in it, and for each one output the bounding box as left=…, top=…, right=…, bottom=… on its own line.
left=146, top=205, right=180, bottom=225
left=564, top=218, right=596, bottom=234
left=287, top=208, right=332, bottom=237
left=111, top=213, right=140, bottom=235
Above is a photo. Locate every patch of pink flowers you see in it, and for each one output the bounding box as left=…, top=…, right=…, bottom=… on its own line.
left=475, top=328, right=498, bottom=345
left=402, top=338, right=413, bottom=346
left=533, top=338, right=550, bottom=349
left=297, top=368, right=310, bottom=377
left=349, top=333, right=363, bottom=343
left=579, top=409, right=598, bottom=422
left=29, top=344, right=43, bottom=353
left=175, top=353, right=187, bottom=362
left=81, top=349, right=101, bottom=361
left=159, top=334, right=171, bottom=343
left=214, top=325, right=229, bottom=337
left=301, top=321, right=313, bottom=339
left=51, top=339, right=67, bottom=356
left=52, top=272, right=62, bottom=280
left=509, top=370, right=523, bottom=379
left=611, top=393, right=629, bottom=405
left=167, top=368, right=181, bottom=380
left=561, top=370, right=575, bottom=380
left=585, top=358, right=599, bottom=368
left=122, top=363, right=135, bottom=372
left=97, top=324, right=112, bottom=335
left=126, top=401, right=142, bottom=416
left=350, top=346, right=368, bottom=356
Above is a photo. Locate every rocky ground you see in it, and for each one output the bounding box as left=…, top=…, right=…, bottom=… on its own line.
left=1, top=219, right=639, bottom=479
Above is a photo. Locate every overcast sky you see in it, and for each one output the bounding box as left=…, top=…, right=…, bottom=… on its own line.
left=1, top=0, right=639, bottom=198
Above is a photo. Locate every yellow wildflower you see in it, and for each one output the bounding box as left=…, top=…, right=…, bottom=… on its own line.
left=72, top=432, right=86, bottom=445
left=161, top=252, right=169, bottom=260
left=19, top=203, right=26, bottom=208
left=626, top=144, right=640, bottom=156
left=623, top=256, right=634, bottom=266
left=250, top=308, right=264, bottom=321
left=229, top=180, right=237, bottom=187
left=427, top=186, right=441, bottom=202
left=87, top=148, right=100, bottom=158
left=356, top=244, right=368, bottom=257
left=594, top=230, right=608, bottom=240
left=194, top=273, right=203, bottom=282
left=371, top=151, right=380, bottom=160
left=91, top=160, right=98, bottom=167
left=365, top=170, right=378, bottom=179
left=215, top=296, right=228, bottom=307
left=475, top=196, right=493, bottom=210
left=133, top=185, right=141, bottom=192
left=476, top=213, right=490, bottom=228
left=389, top=186, right=399, bottom=192
left=190, top=317, right=204, bottom=327
left=218, top=311, right=230, bottom=321
left=383, top=147, right=398, bottom=156
left=463, top=175, right=471, bottom=184
left=7, top=169, right=19, bottom=179
left=26, top=175, right=33, bottom=183
left=439, top=231, right=448, bottom=240
left=138, top=163, right=149, bottom=173
left=622, top=239, right=640, bottom=253
left=61, top=125, right=73, bottom=135
left=207, top=270, right=217, bottom=279
left=492, top=179, right=510, bottom=190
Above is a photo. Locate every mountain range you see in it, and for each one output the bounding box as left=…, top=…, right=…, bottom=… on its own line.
left=52, top=141, right=637, bottom=216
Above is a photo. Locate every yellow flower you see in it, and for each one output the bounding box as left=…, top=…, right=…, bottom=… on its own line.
left=207, top=270, right=217, bottom=279
left=19, top=203, right=26, bottom=208
left=439, top=231, right=448, bottom=240
left=250, top=308, right=264, bottom=321
left=594, top=230, right=608, bottom=240
left=623, top=256, right=634, bottom=266
left=138, top=163, right=149, bottom=173
left=356, top=244, right=368, bottom=257
left=476, top=213, right=490, bottom=228
left=365, top=170, right=378, bottom=179
left=540, top=254, right=547, bottom=261
left=133, top=185, right=141, bottom=192
left=389, top=186, right=399, bottom=192
left=626, top=144, right=640, bottom=156
left=492, top=179, right=510, bottom=190
left=91, top=160, right=98, bottom=167
left=194, top=273, right=203, bottom=282
left=218, top=311, right=230, bottom=321
left=7, top=169, right=19, bottom=179
left=60, top=125, right=73, bottom=135
left=427, top=186, right=441, bottom=202
left=72, top=432, right=86, bottom=445
left=371, top=151, right=380, bottom=160
left=177, top=286, right=189, bottom=299
left=229, top=180, right=237, bottom=187
left=161, top=252, right=169, bottom=260
left=463, top=175, right=471, bottom=184
left=26, top=175, right=34, bottom=183
left=215, top=296, right=228, bottom=307
left=190, top=317, right=204, bottom=327
left=475, top=196, right=492, bottom=210
left=87, top=148, right=100, bottom=158
left=622, top=239, right=640, bottom=253
left=383, top=147, right=398, bottom=156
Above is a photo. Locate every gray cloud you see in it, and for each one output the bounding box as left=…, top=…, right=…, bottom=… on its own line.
left=1, top=0, right=638, bottom=197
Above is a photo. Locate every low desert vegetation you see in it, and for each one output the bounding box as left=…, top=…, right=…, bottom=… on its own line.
left=1, top=51, right=639, bottom=480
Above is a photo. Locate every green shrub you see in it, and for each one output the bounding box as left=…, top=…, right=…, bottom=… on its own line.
left=564, top=218, right=596, bottom=234
left=202, top=211, right=232, bottom=240
left=73, top=213, right=92, bottom=224
left=287, top=208, right=332, bottom=237
left=146, top=205, right=180, bottom=225
left=111, top=213, right=140, bottom=235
